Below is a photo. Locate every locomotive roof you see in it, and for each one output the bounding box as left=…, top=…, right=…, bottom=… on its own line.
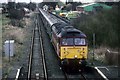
left=61, top=28, right=86, bottom=37
left=52, top=22, right=86, bottom=38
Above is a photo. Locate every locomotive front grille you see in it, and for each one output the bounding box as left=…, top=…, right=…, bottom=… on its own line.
left=60, top=46, right=88, bottom=59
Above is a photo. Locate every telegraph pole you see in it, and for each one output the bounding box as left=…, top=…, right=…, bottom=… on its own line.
left=92, top=33, right=95, bottom=65
left=66, top=0, right=67, bottom=4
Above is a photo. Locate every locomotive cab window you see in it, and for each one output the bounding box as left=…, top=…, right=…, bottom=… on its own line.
left=61, top=38, right=86, bottom=46
left=75, top=38, right=86, bottom=45
left=62, top=38, right=74, bottom=45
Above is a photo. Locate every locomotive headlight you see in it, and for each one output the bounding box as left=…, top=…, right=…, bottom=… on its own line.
left=74, top=55, right=77, bottom=58
left=79, top=61, right=81, bottom=64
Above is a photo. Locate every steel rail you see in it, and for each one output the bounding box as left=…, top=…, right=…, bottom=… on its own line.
left=63, top=71, right=69, bottom=80
left=37, top=14, right=48, bottom=80
left=27, top=20, right=35, bottom=79
left=80, top=73, right=87, bottom=80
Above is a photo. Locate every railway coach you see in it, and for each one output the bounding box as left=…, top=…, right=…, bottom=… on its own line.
left=39, top=8, right=88, bottom=69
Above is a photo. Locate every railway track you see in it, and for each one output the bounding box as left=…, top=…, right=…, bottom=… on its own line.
left=61, top=66, right=109, bottom=80
left=27, top=13, right=48, bottom=80
left=14, top=12, right=48, bottom=80
left=14, top=13, right=48, bottom=80
left=38, top=11, right=64, bottom=79
left=62, top=68, right=87, bottom=80
left=63, top=72, right=87, bottom=80
left=37, top=13, right=48, bottom=80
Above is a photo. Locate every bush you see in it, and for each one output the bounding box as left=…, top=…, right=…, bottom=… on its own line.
left=9, top=9, right=25, bottom=20
left=10, top=19, right=25, bottom=28
left=73, top=6, right=119, bottom=48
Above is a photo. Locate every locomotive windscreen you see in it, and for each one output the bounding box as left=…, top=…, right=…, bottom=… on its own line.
left=61, top=38, right=86, bottom=46
left=61, top=31, right=86, bottom=46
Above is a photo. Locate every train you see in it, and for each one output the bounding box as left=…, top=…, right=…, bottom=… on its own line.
left=39, top=8, right=88, bottom=70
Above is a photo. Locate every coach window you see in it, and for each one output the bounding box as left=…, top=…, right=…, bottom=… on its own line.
left=75, top=38, right=85, bottom=45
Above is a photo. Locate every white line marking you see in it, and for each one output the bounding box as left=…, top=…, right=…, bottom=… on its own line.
left=94, top=67, right=109, bottom=80
left=97, top=67, right=109, bottom=72
left=15, top=69, right=20, bottom=80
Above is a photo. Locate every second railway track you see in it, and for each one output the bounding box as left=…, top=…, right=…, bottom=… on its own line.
left=27, top=13, right=48, bottom=80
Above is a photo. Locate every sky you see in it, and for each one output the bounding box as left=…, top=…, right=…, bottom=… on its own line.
left=0, top=0, right=119, bottom=3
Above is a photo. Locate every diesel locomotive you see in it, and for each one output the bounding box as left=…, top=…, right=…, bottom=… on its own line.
left=39, top=8, right=88, bottom=69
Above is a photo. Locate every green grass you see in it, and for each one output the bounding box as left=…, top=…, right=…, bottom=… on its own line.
left=0, top=14, right=2, bottom=51
left=0, top=14, right=1, bottom=23
left=0, top=14, right=2, bottom=79
left=1, top=13, right=28, bottom=78
left=0, top=13, right=11, bottom=78
left=2, top=14, right=10, bottom=26
left=0, top=14, right=2, bottom=25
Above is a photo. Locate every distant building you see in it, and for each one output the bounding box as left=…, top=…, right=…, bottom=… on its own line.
left=55, top=5, right=60, bottom=11
left=43, top=0, right=60, bottom=2
left=76, top=3, right=112, bottom=14
left=42, top=0, right=60, bottom=10
left=8, top=0, right=13, bottom=2
left=8, top=0, right=15, bottom=2
left=66, top=0, right=73, bottom=4
left=68, top=0, right=73, bottom=2
left=43, top=5, right=48, bottom=11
